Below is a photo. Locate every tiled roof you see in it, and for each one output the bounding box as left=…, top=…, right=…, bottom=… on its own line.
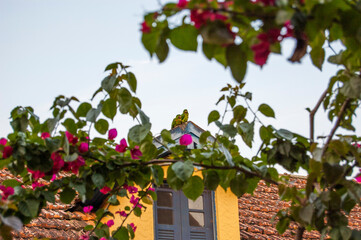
left=0, top=170, right=90, bottom=240
left=238, top=175, right=361, bottom=239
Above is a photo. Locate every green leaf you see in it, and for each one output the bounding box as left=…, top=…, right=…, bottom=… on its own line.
left=299, top=204, right=314, bottom=224
left=151, top=165, right=164, bottom=186
left=113, top=226, right=129, bottom=240
left=60, top=187, right=76, bottom=204
left=226, top=44, right=247, bottom=83
left=2, top=179, right=22, bottom=188
left=340, top=76, right=361, bottom=99
left=84, top=225, right=94, bottom=231
left=170, top=24, right=198, bottom=51
left=233, top=105, right=247, bottom=122
left=101, top=75, right=117, bottom=93
left=203, top=170, right=220, bottom=191
left=135, top=105, right=150, bottom=125
left=92, top=173, right=105, bottom=189
left=276, top=9, right=293, bottom=25
left=199, top=131, right=211, bottom=145
left=259, top=126, right=271, bottom=142
left=161, top=129, right=174, bottom=143
left=142, top=30, right=161, bottom=56
left=258, top=104, right=275, bottom=118
left=45, top=138, right=61, bottom=153
left=310, top=47, right=325, bottom=70
left=64, top=153, right=78, bottom=162
left=102, top=98, right=117, bottom=120
left=1, top=216, right=23, bottom=231
left=276, top=217, right=290, bottom=234
left=19, top=199, right=40, bottom=217
left=76, top=102, right=92, bottom=118
left=125, top=72, right=137, bottom=93
left=127, top=224, right=135, bottom=239
left=86, top=108, right=101, bottom=123
left=128, top=123, right=151, bottom=143
left=276, top=129, right=294, bottom=140
left=104, top=62, right=120, bottom=71
left=95, top=119, right=109, bottom=135
left=182, top=176, right=204, bottom=201
left=41, top=191, right=56, bottom=203
left=230, top=174, right=248, bottom=197
left=215, top=121, right=237, bottom=138
left=328, top=51, right=343, bottom=65
left=156, top=37, right=169, bottom=63
left=208, top=110, right=220, bottom=125
left=171, top=160, right=194, bottom=182
left=118, top=88, right=133, bottom=114
left=238, top=122, right=255, bottom=147
left=220, top=144, right=234, bottom=167
left=62, top=118, right=77, bottom=134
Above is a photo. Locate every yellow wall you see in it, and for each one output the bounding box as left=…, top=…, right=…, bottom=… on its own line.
left=105, top=166, right=240, bottom=240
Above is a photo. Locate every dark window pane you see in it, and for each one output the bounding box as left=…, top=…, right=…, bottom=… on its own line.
left=158, top=209, right=173, bottom=225
left=189, top=212, right=204, bottom=227
left=188, top=196, right=203, bottom=210
left=157, top=191, right=173, bottom=207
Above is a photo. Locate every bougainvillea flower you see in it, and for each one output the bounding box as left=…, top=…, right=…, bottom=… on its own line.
left=65, top=131, right=78, bottom=145
left=108, top=128, right=117, bottom=140
left=0, top=185, right=14, bottom=200
left=252, top=0, right=275, bottom=6
left=179, top=134, right=193, bottom=146
left=141, top=21, right=151, bottom=33
left=32, top=181, right=45, bottom=189
left=51, top=152, right=65, bottom=174
left=41, top=132, right=50, bottom=139
left=115, top=138, right=128, bottom=153
left=51, top=174, right=57, bottom=181
left=100, top=238, right=108, bottom=240
left=130, top=146, right=142, bottom=160
left=100, top=186, right=111, bottom=194
left=251, top=41, right=270, bottom=66
left=355, top=175, right=361, bottom=183
left=148, top=187, right=155, bottom=192
left=116, top=210, right=127, bottom=217
left=190, top=9, right=228, bottom=29
left=0, top=138, right=7, bottom=146
left=177, top=0, right=188, bottom=8
left=130, top=195, right=140, bottom=208
left=27, top=168, right=45, bottom=180
left=80, top=234, right=90, bottom=240
left=130, top=223, right=137, bottom=232
left=106, top=219, right=114, bottom=228
left=78, top=142, right=89, bottom=153
left=83, top=205, right=93, bottom=213
left=2, top=146, right=13, bottom=159
left=125, top=185, right=138, bottom=194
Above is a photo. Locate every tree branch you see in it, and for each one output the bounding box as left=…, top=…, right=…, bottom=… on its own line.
left=310, top=88, right=328, bottom=142
left=322, top=98, right=351, bottom=156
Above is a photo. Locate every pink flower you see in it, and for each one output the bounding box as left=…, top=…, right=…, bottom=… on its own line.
left=190, top=9, right=228, bottom=29
left=251, top=29, right=282, bottom=66
left=51, top=152, right=64, bottom=174
left=108, top=128, right=117, bottom=140
left=130, top=146, right=142, bottom=160
left=124, top=185, right=138, bottom=194
left=148, top=187, right=155, bottom=192
left=100, top=186, right=111, bottom=194
left=2, top=146, right=13, bottom=159
left=32, top=181, right=45, bottom=189
left=106, top=219, right=114, bottom=227
left=130, top=223, right=137, bottom=232
left=141, top=21, right=151, bottom=33
left=0, top=138, right=7, bottom=146
left=355, top=175, right=361, bottom=183
left=116, top=210, right=127, bottom=217
left=177, top=0, right=188, bottom=8
left=100, top=238, right=108, bottom=240
left=64, top=156, right=85, bottom=174
left=179, top=134, right=193, bottom=146
left=0, top=185, right=14, bottom=200
left=80, top=234, right=90, bottom=240
left=130, top=195, right=141, bottom=208
left=252, top=0, right=275, bottom=6
left=27, top=168, right=45, bottom=180
left=41, top=132, right=50, bottom=139
left=115, top=138, right=128, bottom=153
left=78, top=142, right=89, bottom=153
left=83, top=205, right=93, bottom=213
left=51, top=174, right=57, bottom=181
left=65, top=131, right=78, bottom=145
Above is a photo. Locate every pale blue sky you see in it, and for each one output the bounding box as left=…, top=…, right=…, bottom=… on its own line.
left=1, top=0, right=360, bottom=162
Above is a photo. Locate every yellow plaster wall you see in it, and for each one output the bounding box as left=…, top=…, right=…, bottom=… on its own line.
left=214, top=187, right=241, bottom=240
left=104, top=166, right=240, bottom=240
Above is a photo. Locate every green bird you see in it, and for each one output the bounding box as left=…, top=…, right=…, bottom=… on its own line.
left=181, top=109, right=189, bottom=123
left=172, top=114, right=182, bottom=128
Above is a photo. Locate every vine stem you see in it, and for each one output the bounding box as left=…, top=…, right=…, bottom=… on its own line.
left=322, top=98, right=351, bottom=156
left=309, top=88, right=328, bottom=142
left=89, top=202, right=111, bottom=235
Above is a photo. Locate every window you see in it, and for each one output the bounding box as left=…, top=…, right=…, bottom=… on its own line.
left=154, top=184, right=215, bottom=240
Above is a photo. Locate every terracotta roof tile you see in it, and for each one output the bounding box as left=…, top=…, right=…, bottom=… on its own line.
left=238, top=175, right=361, bottom=239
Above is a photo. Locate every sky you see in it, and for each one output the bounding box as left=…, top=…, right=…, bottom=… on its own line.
left=1, top=0, right=360, bottom=168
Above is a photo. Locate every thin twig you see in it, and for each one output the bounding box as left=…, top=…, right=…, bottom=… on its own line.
left=90, top=202, right=111, bottom=235
left=309, top=88, right=328, bottom=142
left=322, top=98, right=351, bottom=156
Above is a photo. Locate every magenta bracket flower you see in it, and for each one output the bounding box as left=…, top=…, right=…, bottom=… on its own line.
left=179, top=134, right=193, bottom=146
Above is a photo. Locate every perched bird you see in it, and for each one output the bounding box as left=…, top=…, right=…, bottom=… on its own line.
left=181, top=109, right=189, bottom=123
left=172, top=114, right=182, bottom=128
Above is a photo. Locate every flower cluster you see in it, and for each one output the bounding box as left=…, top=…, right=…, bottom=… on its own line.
left=0, top=185, right=14, bottom=200
left=190, top=9, right=228, bottom=29
left=0, top=138, right=13, bottom=159
left=115, top=137, right=143, bottom=159
left=251, top=21, right=294, bottom=66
